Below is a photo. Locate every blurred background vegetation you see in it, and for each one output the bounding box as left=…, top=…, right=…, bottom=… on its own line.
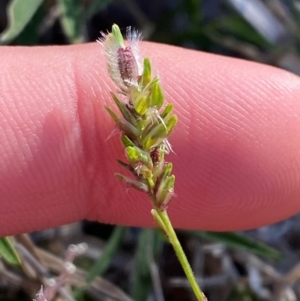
left=1, top=1, right=300, bottom=301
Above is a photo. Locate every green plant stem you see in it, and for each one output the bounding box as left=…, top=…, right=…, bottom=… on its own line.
left=152, top=208, right=206, bottom=301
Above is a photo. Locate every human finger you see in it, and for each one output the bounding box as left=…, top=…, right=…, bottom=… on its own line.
left=0, top=43, right=300, bottom=235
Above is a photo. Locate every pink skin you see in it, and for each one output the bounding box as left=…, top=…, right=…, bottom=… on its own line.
left=1, top=42, right=300, bottom=236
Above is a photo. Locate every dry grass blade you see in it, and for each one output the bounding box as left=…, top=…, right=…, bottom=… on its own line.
left=36, top=247, right=134, bottom=301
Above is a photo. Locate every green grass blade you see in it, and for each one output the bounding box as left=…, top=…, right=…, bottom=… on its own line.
left=0, top=237, right=21, bottom=266
left=131, top=229, right=164, bottom=301
left=0, top=0, right=44, bottom=44
left=57, top=0, right=84, bottom=43
left=205, top=16, right=272, bottom=49
left=131, top=229, right=152, bottom=301
left=15, top=2, right=43, bottom=45
left=86, top=0, right=112, bottom=18
left=85, top=226, right=126, bottom=284
left=186, top=231, right=281, bottom=259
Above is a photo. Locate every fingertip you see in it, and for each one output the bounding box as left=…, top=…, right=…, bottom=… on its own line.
left=91, top=43, right=300, bottom=230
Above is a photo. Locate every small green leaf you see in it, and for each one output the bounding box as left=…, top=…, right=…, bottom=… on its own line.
left=186, top=231, right=281, bottom=259
left=115, top=174, right=149, bottom=192
left=0, top=0, right=44, bottom=44
left=117, top=159, right=134, bottom=173
left=156, top=175, right=175, bottom=207
left=134, top=77, right=159, bottom=115
left=165, top=114, right=178, bottom=135
left=105, top=106, right=119, bottom=124
left=134, top=96, right=148, bottom=115
left=142, top=115, right=178, bottom=149
left=111, top=93, right=138, bottom=127
left=142, top=137, right=161, bottom=151
left=161, top=163, right=173, bottom=182
left=105, top=106, right=139, bottom=137
left=126, top=146, right=153, bottom=169
left=140, top=76, right=159, bottom=95
left=148, top=81, right=164, bottom=110
left=152, top=158, right=165, bottom=179
left=112, top=24, right=124, bottom=48
left=0, top=237, right=21, bottom=266
left=140, top=58, right=152, bottom=88
left=121, top=135, right=135, bottom=148
left=160, top=103, right=174, bottom=119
